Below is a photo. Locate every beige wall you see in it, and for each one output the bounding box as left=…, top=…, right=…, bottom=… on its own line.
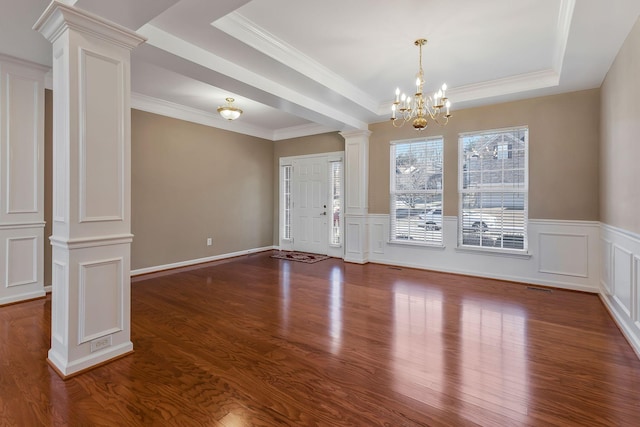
left=131, top=110, right=274, bottom=270
left=600, top=16, right=640, bottom=235
left=369, top=89, right=601, bottom=221
left=43, top=88, right=601, bottom=277
left=272, top=132, right=345, bottom=243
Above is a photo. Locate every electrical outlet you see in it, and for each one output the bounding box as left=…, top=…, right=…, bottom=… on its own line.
left=90, top=335, right=112, bottom=353
left=206, top=237, right=212, bottom=246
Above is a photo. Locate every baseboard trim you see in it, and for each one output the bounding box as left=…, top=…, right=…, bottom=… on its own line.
left=599, top=290, right=640, bottom=360
left=130, top=246, right=276, bottom=276
left=370, top=258, right=599, bottom=294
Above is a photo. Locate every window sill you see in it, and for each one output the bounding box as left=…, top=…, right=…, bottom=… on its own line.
left=455, top=245, right=532, bottom=259
left=388, top=240, right=446, bottom=250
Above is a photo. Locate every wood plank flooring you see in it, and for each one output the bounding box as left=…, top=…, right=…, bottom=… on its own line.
left=1, top=251, right=640, bottom=426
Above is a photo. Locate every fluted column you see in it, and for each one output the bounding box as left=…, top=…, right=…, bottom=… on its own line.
left=34, top=1, right=145, bottom=378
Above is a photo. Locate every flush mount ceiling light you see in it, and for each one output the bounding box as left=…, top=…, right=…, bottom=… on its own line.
left=391, top=39, right=451, bottom=130
left=217, top=97, right=243, bottom=121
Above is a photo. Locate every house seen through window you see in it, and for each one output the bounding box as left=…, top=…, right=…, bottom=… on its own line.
left=459, top=127, right=528, bottom=250
left=390, top=137, right=444, bottom=246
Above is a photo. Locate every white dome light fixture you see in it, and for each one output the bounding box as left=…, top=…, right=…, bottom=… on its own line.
left=217, top=97, right=243, bottom=121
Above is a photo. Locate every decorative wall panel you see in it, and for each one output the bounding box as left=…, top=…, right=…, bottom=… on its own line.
left=78, top=257, right=123, bottom=343
left=538, top=233, right=588, bottom=277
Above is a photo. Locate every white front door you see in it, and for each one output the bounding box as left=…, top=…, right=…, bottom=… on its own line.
left=293, top=156, right=328, bottom=255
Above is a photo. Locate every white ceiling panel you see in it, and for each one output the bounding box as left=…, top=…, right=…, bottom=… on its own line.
left=3, top=0, right=640, bottom=140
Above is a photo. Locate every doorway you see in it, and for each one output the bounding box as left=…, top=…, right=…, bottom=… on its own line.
left=279, top=152, right=343, bottom=258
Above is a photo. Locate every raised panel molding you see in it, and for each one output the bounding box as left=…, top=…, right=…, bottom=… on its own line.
left=601, top=238, right=613, bottom=294
left=634, top=256, right=640, bottom=323
left=53, top=47, right=67, bottom=223
left=346, top=222, right=362, bottom=255
left=613, top=244, right=633, bottom=317
left=372, top=222, right=385, bottom=254
left=599, top=224, right=640, bottom=358
left=538, top=233, right=588, bottom=277
left=52, top=261, right=67, bottom=344
left=78, top=257, right=123, bottom=344
left=5, top=73, right=40, bottom=214
left=78, top=48, right=124, bottom=223
left=5, top=236, right=37, bottom=287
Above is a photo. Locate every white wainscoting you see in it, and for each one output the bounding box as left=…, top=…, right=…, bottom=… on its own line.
left=367, top=215, right=600, bottom=293
left=600, top=224, right=640, bottom=358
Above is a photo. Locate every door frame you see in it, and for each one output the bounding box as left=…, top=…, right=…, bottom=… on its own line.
left=279, top=152, right=344, bottom=258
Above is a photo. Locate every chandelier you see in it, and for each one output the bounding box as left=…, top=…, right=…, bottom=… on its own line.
left=217, top=97, right=243, bottom=121
left=391, top=39, right=451, bottom=130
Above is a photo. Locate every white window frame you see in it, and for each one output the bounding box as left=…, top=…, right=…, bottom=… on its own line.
left=458, top=126, right=529, bottom=253
left=390, top=136, right=444, bottom=246
left=279, top=160, right=293, bottom=246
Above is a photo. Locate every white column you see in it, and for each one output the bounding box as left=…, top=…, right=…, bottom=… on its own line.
left=0, top=55, right=47, bottom=305
left=340, top=130, right=371, bottom=264
left=34, top=1, right=145, bottom=378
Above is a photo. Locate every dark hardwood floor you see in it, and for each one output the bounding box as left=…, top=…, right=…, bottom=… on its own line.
left=1, top=251, right=640, bottom=426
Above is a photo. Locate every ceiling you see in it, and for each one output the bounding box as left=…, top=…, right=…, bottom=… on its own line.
left=2, top=0, right=640, bottom=140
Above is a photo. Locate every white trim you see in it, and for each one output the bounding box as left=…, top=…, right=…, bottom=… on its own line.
left=553, top=0, right=576, bottom=74
left=50, top=234, right=134, bottom=249
left=368, top=215, right=599, bottom=292
left=212, top=12, right=379, bottom=115
left=446, top=69, right=559, bottom=107
left=131, top=93, right=273, bottom=140
left=0, top=289, right=46, bottom=306
left=132, top=92, right=335, bottom=141
left=130, top=246, right=276, bottom=276
left=0, top=221, right=46, bottom=230
left=136, top=24, right=368, bottom=131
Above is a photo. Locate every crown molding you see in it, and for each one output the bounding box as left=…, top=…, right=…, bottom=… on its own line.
left=0, top=53, right=50, bottom=73
left=553, top=0, right=576, bottom=74
left=33, top=0, right=146, bottom=49
left=131, top=92, right=273, bottom=140
left=378, top=68, right=560, bottom=115
left=212, top=12, right=379, bottom=114
left=131, top=92, right=333, bottom=141
left=273, top=123, right=335, bottom=141
left=138, top=24, right=368, bottom=131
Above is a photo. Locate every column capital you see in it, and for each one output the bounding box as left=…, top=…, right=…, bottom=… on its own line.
left=34, top=1, right=146, bottom=49
left=339, top=129, right=372, bottom=140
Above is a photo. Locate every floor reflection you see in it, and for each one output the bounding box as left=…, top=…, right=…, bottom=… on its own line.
left=392, top=282, right=444, bottom=408
left=328, top=266, right=343, bottom=355
left=460, top=298, right=529, bottom=421
left=392, top=281, right=529, bottom=422
left=279, top=262, right=290, bottom=333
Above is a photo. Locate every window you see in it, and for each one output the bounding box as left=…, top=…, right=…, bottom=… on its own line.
left=459, top=127, right=528, bottom=250
left=330, top=160, right=342, bottom=246
left=282, top=164, right=292, bottom=241
left=390, top=137, right=444, bottom=245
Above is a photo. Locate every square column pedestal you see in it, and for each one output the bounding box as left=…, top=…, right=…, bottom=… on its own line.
left=34, top=1, right=145, bottom=378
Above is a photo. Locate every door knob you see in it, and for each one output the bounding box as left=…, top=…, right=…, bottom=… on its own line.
left=320, top=212, right=327, bottom=216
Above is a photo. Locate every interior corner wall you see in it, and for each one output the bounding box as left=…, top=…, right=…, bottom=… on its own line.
left=272, top=132, right=345, bottom=245
left=600, top=16, right=640, bottom=235
left=599, top=15, right=640, bottom=357
left=130, top=109, right=274, bottom=271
